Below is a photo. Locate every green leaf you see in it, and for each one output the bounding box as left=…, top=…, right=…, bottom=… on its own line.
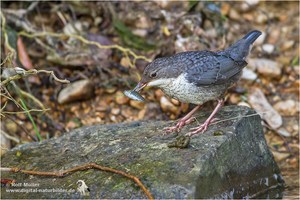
left=5, top=26, right=18, bottom=50
left=291, top=56, right=299, bottom=66
left=113, top=19, right=156, bottom=51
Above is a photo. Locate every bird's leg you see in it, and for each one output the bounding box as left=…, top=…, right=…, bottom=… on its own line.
left=164, top=105, right=201, bottom=133
left=186, top=99, right=224, bottom=137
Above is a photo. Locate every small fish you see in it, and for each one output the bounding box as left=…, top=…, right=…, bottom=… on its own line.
left=124, top=90, right=145, bottom=102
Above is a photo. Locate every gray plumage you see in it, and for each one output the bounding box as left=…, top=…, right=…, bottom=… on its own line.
left=133, top=30, right=262, bottom=135
left=141, top=31, right=261, bottom=103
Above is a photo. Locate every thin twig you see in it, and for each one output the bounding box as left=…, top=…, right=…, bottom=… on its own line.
left=210, top=112, right=268, bottom=125
left=0, top=88, right=23, bottom=108
left=0, top=129, right=20, bottom=143
left=20, top=90, right=46, bottom=110
left=0, top=52, right=13, bottom=66
left=1, top=68, right=70, bottom=86
left=0, top=11, right=16, bottom=61
left=1, top=108, right=50, bottom=115
left=1, top=163, right=154, bottom=199
left=18, top=31, right=151, bottom=67
left=4, top=114, right=37, bottom=142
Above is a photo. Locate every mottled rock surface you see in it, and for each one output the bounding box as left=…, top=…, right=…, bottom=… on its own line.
left=1, top=106, right=284, bottom=199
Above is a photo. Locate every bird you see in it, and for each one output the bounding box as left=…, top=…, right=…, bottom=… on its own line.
left=132, top=30, right=262, bottom=136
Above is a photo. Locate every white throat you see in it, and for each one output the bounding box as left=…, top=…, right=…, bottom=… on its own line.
left=147, top=78, right=173, bottom=88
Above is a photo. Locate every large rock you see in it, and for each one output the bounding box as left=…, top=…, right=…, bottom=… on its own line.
left=1, top=106, right=284, bottom=199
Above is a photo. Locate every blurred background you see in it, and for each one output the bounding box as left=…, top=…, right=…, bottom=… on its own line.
left=0, top=1, right=299, bottom=197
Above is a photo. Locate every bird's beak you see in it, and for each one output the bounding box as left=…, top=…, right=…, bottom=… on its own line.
left=133, top=82, right=147, bottom=92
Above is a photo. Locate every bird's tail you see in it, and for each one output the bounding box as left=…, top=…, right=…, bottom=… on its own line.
left=222, top=30, right=262, bottom=61
left=242, top=30, right=262, bottom=47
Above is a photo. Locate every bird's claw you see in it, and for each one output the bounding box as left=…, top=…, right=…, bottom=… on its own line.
left=185, top=118, right=219, bottom=137
left=185, top=124, right=208, bottom=137
left=163, top=118, right=195, bottom=134
left=163, top=121, right=185, bottom=134
left=163, top=126, right=181, bottom=134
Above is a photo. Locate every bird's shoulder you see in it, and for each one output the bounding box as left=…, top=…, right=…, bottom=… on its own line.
left=163, top=50, right=218, bottom=71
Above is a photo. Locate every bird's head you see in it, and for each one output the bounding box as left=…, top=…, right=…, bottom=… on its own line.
left=133, top=58, right=174, bottom=92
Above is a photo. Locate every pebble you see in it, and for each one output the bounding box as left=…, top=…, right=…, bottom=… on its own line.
left=294, top=66, right=300, bottom=76
left=243, top=13, right=254, bottom=21
left=135, top=13, right=152, bottom=29
left=248, top=88, right=282, bottom=129
left=96, top=112, right=106, bottom=119
left=120, top=57, right=131, bottom=68
left=155, top=0, right=182, bottom=9
left=240, top=0, right=260, bottom=11
left=221, top=2, right=230, bottom=15
left=237, top=102, right=251, bottom=108
left=63, top=21, right=83, bottom=34
left=138, top=108, right=146, bottom=120
left=66, top=120, right=79, bottom=130
left=277, top=56, right=291, bottom=66
left=268, top=29, right=280, bottom=44
left=273, top=99, right=298, bottom=116
left=262, top=44, right=275, bottom=54
left=229, top=94, right=241, bottom=104
left=115, top=91, right=129, bottom=105
left=129, top=100, right=145, bottom=110
left=58, top=80, right=94, bottom=104
left=248, top=58, right=282, bottom=78
left=160, top=96, right=178, bottom=114
left=229, top=9, right=240, bottom=20
left=277, top=127, right=291, bottom=137
left=111, top=107, right=121, bottom=115
left=293, top=124, right=299, bottom=132
left=272, top=151, right=290, bottom=162
left=121, top=106, right=134, bottom=119
left=155, top=89, right=164, bottom=100
left=110, top=115, right=117, bottom=122
left=132, top=29, right=148, bottom=37
left=171, top=99, right=180, bottom=106
left=5, top=120, right=18, bottom=135
left=241, top=68, right=258, bottom=80
left=256, top=13, right=268, bottom=24
left=105, top=87, right=117, bottom=94
left=281, top=40, right=294, bottom=51
left=221, top=3, right=230, bottom=16
left=96, top=101, right=109, bottom=112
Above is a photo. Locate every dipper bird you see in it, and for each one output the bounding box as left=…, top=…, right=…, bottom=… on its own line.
left=132, top=30, right=262, bottom=136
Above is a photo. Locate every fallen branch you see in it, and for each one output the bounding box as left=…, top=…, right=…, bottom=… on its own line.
left=1, top=163, right=154, bottom=199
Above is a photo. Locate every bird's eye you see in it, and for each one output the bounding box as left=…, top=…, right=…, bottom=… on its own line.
left=150, top=72, right=157, bottom=78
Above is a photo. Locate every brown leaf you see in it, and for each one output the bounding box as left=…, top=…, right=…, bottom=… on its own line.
left=248, top=87, right=283, bottom=129
left=17, top=36, right=33, bottom=69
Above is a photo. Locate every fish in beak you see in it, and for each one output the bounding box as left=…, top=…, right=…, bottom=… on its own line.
left=132, top=82, right=148, bottom=92
left=123, top=82, right=148, bottom=102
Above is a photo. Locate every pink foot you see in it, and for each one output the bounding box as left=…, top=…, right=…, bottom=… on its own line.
left=164, top=117, right=196, bottom=134
left=185, top=118, right=219, bottom=137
